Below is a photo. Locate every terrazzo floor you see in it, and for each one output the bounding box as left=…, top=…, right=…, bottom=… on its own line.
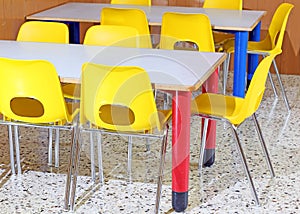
left=0, top=73, right=300, bottom=213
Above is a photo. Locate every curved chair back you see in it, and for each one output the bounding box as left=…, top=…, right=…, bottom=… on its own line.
left=264, top=3, right=294, bottom=55
left=159, top=12, right=215, bottom=52
left=83, top=25, right=139, bottom=47
left=230, top=55, right=275, bottom=124
left=111, top=0, right=151, bottom=6
left=16, top=21, right=69, bottom=43
left=101, top=7, right=152, bottom=48
left=80, top=63, right=161, bottom=132
left=0, top=57, right=72, bottom=124
left=203, top=0, right=242, bottom=10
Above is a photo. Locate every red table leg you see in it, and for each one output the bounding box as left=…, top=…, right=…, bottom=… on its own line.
left=171, top=68, right=218, bottom=212
left=171, top=90, right=191, bottom=212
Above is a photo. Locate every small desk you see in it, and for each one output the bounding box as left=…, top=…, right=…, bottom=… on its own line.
left=0, top=40, right=226, bottom=212
left=27, top=2, right=266, bottom=97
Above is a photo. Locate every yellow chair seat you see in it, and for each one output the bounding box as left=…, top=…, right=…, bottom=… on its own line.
left=213, top=31, right=235, bottom=45
left=191, top=93, right=244, bottom=124
left=223, top=38, right=282, bottom=55
left=61, top=82, right=81, bottom=100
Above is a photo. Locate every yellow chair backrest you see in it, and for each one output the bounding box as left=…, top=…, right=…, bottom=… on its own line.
left=100, top=7, right=152, bottom=48
left=16, top=21, right=69, bottom=43
left=159, top=12, right=215, bottom=52
left=0, top=57, right=72, bottom=124
left=80, top=63, right=161, bottom=132
left=83, top=25, right=139, bottom=47
left=203, top=0, right=242, bottom=10
left=262, top=3, right=294, bottom=54
left=228, top=55, right=275, bottom=124
left=111, top=0, right=151, bottom=6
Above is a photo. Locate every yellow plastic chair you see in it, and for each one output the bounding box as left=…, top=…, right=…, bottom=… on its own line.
left=222, top=3, right=294, bottom=110
left=160, top=12, right=215, bottom=52
left=17, top=21, right=69, bottom=43
left=203, top=0, right=242, bottom=50
left=191, top=55, right=276, bottom=205
left=64, top=63, right=172, bottom=212
left=100, top=7, right=152, bottom=48
left=16, top=21, right=76, bottom=166
left=0, top=57, right=79, bottom=174
left=111, top=0, right=151, bottom=6
left=62, top=25, right=139, bottom=100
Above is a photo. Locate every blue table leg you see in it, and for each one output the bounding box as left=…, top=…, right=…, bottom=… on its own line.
left=247, top=22, right=261, bottom=84
left=233, top=31, right=248, bottom=98
left=65, top=22, right=80, bottom=44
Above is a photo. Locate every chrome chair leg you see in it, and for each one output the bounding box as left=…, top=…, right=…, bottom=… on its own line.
left=222, top=53, right=231, bottom=95
left=14, top=126, right=22, bottom=175
left=198, top=118, right=209, bottom=175
left=69, top=129, right=82, bottom=211
left=90, top=132, right=96, bottom=181
left=64, top=126, right=80, bottom=211
left=272, top=59, right=291, bottom=111
left=230, top=123, right=259, bottom=205
left=54, top=128, right=60, bottom=167
left=146, top=138, right=151, bottom=152
left=252, top=114, right=275, bottom=177
left=96, top=133, right=104, bottom=183
left=8, top=125, right=15, bottom=175
left=48, top=128, right=53, bottom=166
left=128, top=136, right=133, bottom=182
left=154, top=127, right=169, bottom=214
left=268, top=71, right=278, bottom=98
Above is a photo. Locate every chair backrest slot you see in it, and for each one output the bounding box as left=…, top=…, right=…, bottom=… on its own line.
left=99, top=104, right=135, bottom=126
left=10, top=97, right=44, bottom=117
left=173, top=41, right=199, bottom=51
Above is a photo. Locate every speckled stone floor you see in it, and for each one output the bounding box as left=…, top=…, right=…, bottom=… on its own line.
left=0, top=73, right=299, bottom=213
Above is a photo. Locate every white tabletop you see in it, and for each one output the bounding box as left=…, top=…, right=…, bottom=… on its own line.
left=0, top=40, right=226, bottom=91
left=27, top=2, right=266, bottom=31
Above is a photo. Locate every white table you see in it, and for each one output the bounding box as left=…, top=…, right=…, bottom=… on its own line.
left=0, top=40, right=222, bottom=90
left=0, top=40, right=226, bottom=212
left=26, top=2, right=266, bottom=98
